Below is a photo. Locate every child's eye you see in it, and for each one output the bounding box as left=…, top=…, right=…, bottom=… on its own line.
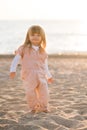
left=37, top=34, right=40, bottom=36
left=38, top=34, right=41, bottom=37
left=31, top=34, right=34, bottom=36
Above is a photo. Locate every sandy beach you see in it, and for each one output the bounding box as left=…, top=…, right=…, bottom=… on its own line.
left=0, top=54, right=87, bottom=130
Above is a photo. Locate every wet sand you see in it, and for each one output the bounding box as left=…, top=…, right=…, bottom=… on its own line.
left=0, top=55, right=87, bottom=130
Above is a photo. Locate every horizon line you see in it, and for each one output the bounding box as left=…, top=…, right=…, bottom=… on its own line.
left=0, top=19, right=80, bottom=21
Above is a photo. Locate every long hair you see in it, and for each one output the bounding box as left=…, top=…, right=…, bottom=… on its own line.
left=23, top=25, right=46, bottom=53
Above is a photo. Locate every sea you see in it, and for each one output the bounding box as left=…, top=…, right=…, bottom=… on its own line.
left=0, top=20, right=87, bottom=55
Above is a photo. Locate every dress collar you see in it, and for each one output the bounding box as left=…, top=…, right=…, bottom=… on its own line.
left=32, top=45, right=39, bottom=51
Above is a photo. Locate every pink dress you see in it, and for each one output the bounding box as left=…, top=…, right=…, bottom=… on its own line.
left=16, top=46, right=49, bottom=112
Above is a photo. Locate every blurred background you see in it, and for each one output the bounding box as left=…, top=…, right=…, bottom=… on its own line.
left=0, top=0, right=87, bottom=54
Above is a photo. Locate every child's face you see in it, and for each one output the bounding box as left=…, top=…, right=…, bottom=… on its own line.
left=29, top=33, right=42, bottom=46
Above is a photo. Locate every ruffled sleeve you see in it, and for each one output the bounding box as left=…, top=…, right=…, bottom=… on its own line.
left=15, top=45, right=24, bottom=57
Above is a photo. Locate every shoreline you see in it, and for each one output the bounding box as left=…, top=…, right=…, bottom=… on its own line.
left=0, top=53, right=87, bottom=58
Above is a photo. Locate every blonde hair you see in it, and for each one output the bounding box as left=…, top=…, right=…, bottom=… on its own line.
left=23, top=25, right=46, bottom=53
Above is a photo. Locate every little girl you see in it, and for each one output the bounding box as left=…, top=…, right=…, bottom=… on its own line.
left=10, top=25, right=53, bottom=113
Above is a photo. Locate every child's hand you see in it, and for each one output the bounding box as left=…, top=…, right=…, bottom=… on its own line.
left=10, top=72, right=16, bottom=79
left=47, top=77, right=54, bottom=83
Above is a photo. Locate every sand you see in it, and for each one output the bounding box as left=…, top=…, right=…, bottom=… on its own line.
left=0, top=55, right=87, bottom=130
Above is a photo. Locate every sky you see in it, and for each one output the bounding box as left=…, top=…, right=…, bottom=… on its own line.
left=0, top=0, right=87, bottom=34
left=0, top=0, right=87, bottom=20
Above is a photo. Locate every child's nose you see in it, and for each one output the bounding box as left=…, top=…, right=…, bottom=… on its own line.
left=34, top=36, right=39, bottom=39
